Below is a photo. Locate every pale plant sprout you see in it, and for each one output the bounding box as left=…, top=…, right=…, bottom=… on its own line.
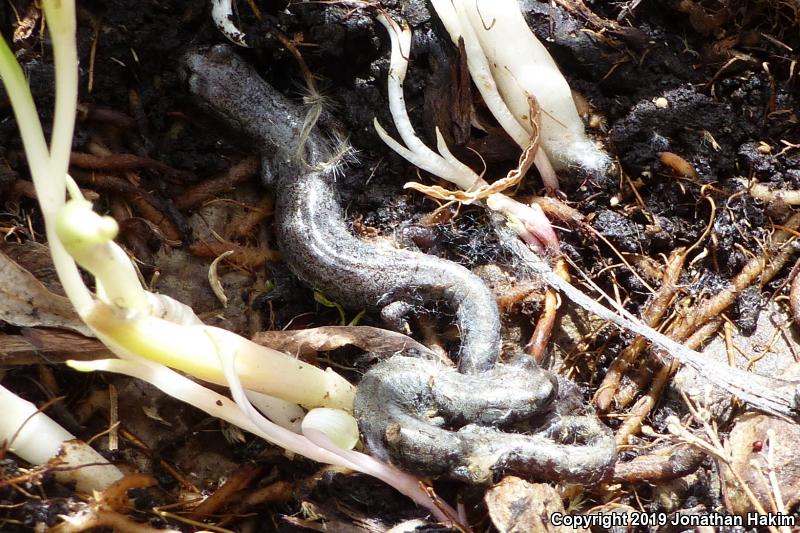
left=436, top=0, right=559, bottom=189
left=246, top=390, right=306, bottom=433
left=374, top=13, right=559, bottom=252
left=737, top=177, right=800, bottom=206
left=430, top=0, right=610, bottom=175
left=0, top=384, right=123, bottom=492
left=211, top=0, right=248, bottom=47
left=0, top=0, right=91, bottom=314
left=0, top=0, right=464, bottom=523
left=374, top=0, right=613, bottom=250
left=0, top=0, right=119, bottom=492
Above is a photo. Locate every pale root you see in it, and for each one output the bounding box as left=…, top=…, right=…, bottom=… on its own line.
left=0, top=384, right=123, bottom=492
left=434, top=0, right=610, bottom=174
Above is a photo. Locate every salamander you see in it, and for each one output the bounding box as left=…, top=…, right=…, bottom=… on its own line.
left=182, top=44, right=500, bottom=374
left=182, top=44, right=615, bottom=484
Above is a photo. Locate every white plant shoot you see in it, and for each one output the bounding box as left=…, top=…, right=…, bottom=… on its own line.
left=431, top=0, right=610, bottom=175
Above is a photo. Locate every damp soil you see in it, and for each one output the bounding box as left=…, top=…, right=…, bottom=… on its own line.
left=2, top=0, right=800, bottom=531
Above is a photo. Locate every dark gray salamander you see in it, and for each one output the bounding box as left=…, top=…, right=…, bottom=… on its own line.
left=182, top=45, right=616, bottom=484
left=182, top=44, right=500, bottom=374
left=355, top=356, right=616, bottom=484
left=354, top=221, right=617, bottom=482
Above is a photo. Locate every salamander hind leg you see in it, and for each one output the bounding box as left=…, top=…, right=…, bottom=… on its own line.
left=380, top=300, right=416, bottom=335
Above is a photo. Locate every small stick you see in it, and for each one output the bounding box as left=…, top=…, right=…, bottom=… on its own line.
left=740, top=177, right=800, bottom=205
left=237, top=480, right=294, bottom=508
left=273, top=30, right=318, bottom=95
left=529, top=195, right=585, bottom=226
left=127, top=192, right=182, bottom=242
left=680, top=318, right=724, bottom=352
left=87, top=16, right=101, bottom=93
left=789, top=260, right=800, bottom=324
left=0, top=330, right=111, bottom=366
left=228, top=196, right=274, bottom=240
left=723, top=318, right=738, bottom=368
left=77, top=103, right=136, bottom=129
left=615, top=358, right=680, bottom=446
left=175, top=156, right=260, bottom=211
left=189, top=463, right=262, bottom=520
left=659, top=151, right=699, bottom=179
left=614, top=361, right=656, bottom=410
left=595, top=249, right=685, bottom=411
left=128, top=89, right=153, bottom=148
left=189, top=240, right=281, bottom=270
left=494, top=280, right=542, bottom=312
left=11, top=179, right=98, bottom=201
left=70, top=151, right=187, bottom=177
left=108, top=384, right=118, bottom=452
left=51, top=509, right=180, bottom=533
left=528, top=287, right=559, bottom=363
left=528, top=258, right=569, bottom=362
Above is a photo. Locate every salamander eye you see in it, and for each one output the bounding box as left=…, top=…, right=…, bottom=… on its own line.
left=752, top=440, right=763, bottom=452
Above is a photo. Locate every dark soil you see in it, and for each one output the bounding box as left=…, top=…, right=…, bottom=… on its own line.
left=2, top=0, right=800, bottom=531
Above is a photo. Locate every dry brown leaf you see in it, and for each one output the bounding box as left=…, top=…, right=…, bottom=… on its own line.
left=251, top=326, right=434, bottom=359
left=485, top=476, right=583, bottom=533
left=0, top=250, right=92, bottom=336
left=720, top=410, right=800, bottom=514
left=2, top=241, right=63, bottom=292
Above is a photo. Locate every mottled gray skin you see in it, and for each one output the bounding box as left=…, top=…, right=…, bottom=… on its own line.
left=181, top=45, right=616, bottom=483
left=355, top=356, right=616, bottom=484
left=182, top=44, right=500, bottom=374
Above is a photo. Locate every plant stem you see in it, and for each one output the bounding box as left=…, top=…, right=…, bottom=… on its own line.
left=0, top=384, right=123, bottom=492
left=0, top=33, right=92, bottom=313
left=84, top=302, right=356, bottom=410
left=42, top=0, right=78, bottom=183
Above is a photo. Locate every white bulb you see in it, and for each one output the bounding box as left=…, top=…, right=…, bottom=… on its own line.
left=302, top=408, right=360, bottom=450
